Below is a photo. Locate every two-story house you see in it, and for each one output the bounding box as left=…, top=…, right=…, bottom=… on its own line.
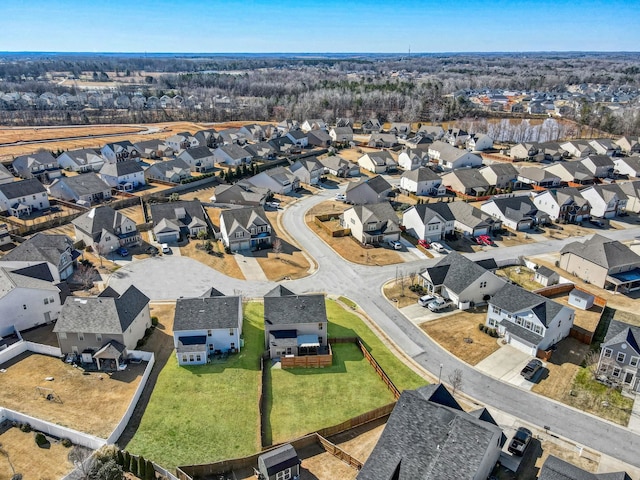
left=101, top=141, right=140, bottom=164
left=486, top=282, right=574, bottom=356
left=614, top=157, right=640, bottom=179
left=246, top=167, right=300, bottom=194
left=428, top=141, right=482, bottom=170
left=516, top=166, right=561, bottom=189
left=56, top=148, right=105, bottom=173
left=12, top=151, right=61, bottom=184
left=48, top=172, right=112, bottom=206
left=397, top=148, right=428, bottom=171
left=177, top=146, right=216, bottom=173
left=0, top=233, right=77, bottom=281
left=219, top=206, right=273, bottom=252
left=318, top=156, right=360, bottom=178
left=213, top=144, right=253, bottom=166
left=481, top=195, right=549, bottom=231
left=144, top=158, right=191, bottom=184
left=165, top=132, right=199, bottom=152
left=532, top=187, right=591, bottom=223
left=400, top=167, right=444, bottom=196
left=53, top=285, right=150, bottom=370
left=357, top=151, right=398, bottom=173
left=441, top=169, right=490, bottom=197
left=0, top=179, right=50, bottom=217
left=289, top=157, right=324, bottom=186
left=479, top=163, right=518, bottom=190
left=173, top=292, right=243, bottom=365
left=402, top=203, right=455, bottom=242
left=150, top=200, right=210, bottom=244
left=329, top=126, right=354, bottom=144
left=263, top=285, right=328, bottom=359
left=580, top=155, right=615, bottom=178
left=598, top=320, right=640, bottom=392
left=579, top=184, right=627, bottom=219
left=72, top=205, right=141, bottom=254
left=99, top=160, right=145, bottom=191
left=543, top=162, right=594, bottom=186
left=345, top=175, right=393, bottom=205
left=341, top=202, right=401, bottom=246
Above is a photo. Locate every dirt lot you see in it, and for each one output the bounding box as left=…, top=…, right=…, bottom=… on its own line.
left=0, top=424, right=75, bottom=480
left=117, top=204, right=146, bottom=225
left=329, top=416, right=386, bottom=463
left=421, top=308, right=502, bottom=365
left=496, top=266, right=543, bottom=291
left=0, top=352, right=146, bottom=438
left=382, top=280, right=423, bottom=308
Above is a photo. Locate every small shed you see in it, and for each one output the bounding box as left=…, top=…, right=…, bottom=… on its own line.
left=568, top=288, right=595, bottom=311
left=257, top=444, right=300, bottom=480
left=534, top=266, right=560, bottom=287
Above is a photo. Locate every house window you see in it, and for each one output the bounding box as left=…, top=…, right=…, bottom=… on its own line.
left=96, top=334, right=102, bottom=342
left=207, top=330, right=212, bottom=337
left=617, top=352, right=626, bottom=363
left=59, top=332, right=67, bottom=340
left=492, top=306, right=501, bottom=315
left=189, top=355, right=195, bottom=362
left=196, top=355, right=202, bottom=362
left=78, top=333, right=84, bottom=341
left=534, top=326, right=543, bottom=335
left=229, top=329, right=234, bottom=336
left=612, top=367, right=621, bottom=378
left=49, top=297, right=54, bottom=303
left=182, top=355, right=187, bottom=363
left=235, top=232, right=243, bottom=238
left=230, top=342, right=235, bottom=349
left=630, top=356, right=639, bottom=367
left=23, top=305, right=27, bottom=310
left=488, top=319, right=496, bottom=327
left=603, top=348, right=612, bottom=358
left=318, top=323, right=323, bottom=330
left=516, top=317, right=523, bottom=326
left=44, top=298, right=49, bottom=305
left=479, top=281, right=487, bottom=288
left=276, top=469, right=292, bottom=480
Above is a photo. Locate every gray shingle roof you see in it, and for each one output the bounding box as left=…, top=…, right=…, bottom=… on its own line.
left=349, top=202, right=400, bottom=227
left=220, top=206, right=271, bottom=233
left=1, top=233, right=73, bottom=266
left=603, top=320, right=640, bottom=354
left=52, top=173, right=111, bottom=196
left=486, top=196, right=542, bottom=222
left=422, top=252, right=501, bottom=295
left=72, top=206, right=136, bottom=241
left=560, top=234, right=640, bottom=270
left=99, top=160, right=143, bottom=177
left=358, top=388, right=502, bottom=480
left=259, top=444, right=299, bottom=476
left=490, top=283, right=565, bottom=327
left=447, top=201, right=498, bottom=229
left=0, top=178, right=47, bottom=199
left=179, top=146, right=214, bottom=160
left=409, top=203, right=456, bottom=223
left=535, top=266, right=556, bottom=278
left=264, top=293, right=327, bottom=326
left=402, top=167, right=440, bottom=183
left=0, top=266, right=59, bottom=299
left=445, top=168, right=490, bottom=188
left=346, top=175, right=392, bottom=195
left=539, top=454, right=631, bottom=480
left=150, top=200, right=207, bottom=231
left=53, top=285, right=149, bottom=335
left=174, top=296, right=241, bottom=331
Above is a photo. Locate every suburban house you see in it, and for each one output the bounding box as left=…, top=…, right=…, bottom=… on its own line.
left=588, top=139, right=622, bottom=157
left=539, top=454, right=631, bottom=480
left=344, top=175, right=392, bottom=205
left=0, top=233, right=77, bottom=282
left=193, top=129, right=221, bottom=149
left=243, top=142, right=277, bottom=160
left=144, top=158, right=191, bottom=184
left=388, top=122, right=411, bottom=137
left=133, top=139, right=174, bottom=159
left=443, top=128, right=471, bottom=147
left=263, top=285, right=328, bottom=359
left=447, top=201, right=502, bottom=236
left=276, top=119, right=298, bottom=135
left=213, top=144, right=253, bottom=166
left=178, top=146, right=216, bottom=172
left=361, top=118, right=382, bottom=134
left=0, top=224, right=10, bottom=247
left=560, top=140, right=595, bottom=158
left=56, top=148, right=105, bottom=172
left=257, top=444, right=300, bottom=480
left=534, top=266, right=560, bottom=287
left=580, top=155, right=615, bottom=178
left=47, top=173, right=112, bottom=206
left=481, top=195, right=549, bottom=230
left=53, top=285, right=150, bottom=370
left=402, top=203, right=454, bottom=241
left=543, top=162, right=594, bottom=186
left=219, top=206, right=273, bottom=252
left=0, top=178, right=50, bottom=218
left=532, top=187, right=591, bottom=223
left=219, top=128, right=248, bottom=145
left=418, top=125, right=445, bottom=140
left=300, top=119, right=327, bottom=133
left=289, top=157, right=324, bottom=185
left=0, top=163, right=14, bottom=184
left=306, top=129, right=332, bottom=147
left=358, top=384, right=504, bottom=480
left=441, top=168, right=490, bottom=197
left=559, top=234, right=640, bottom=292
left=285, top=129, right=309, bottom=148
left=100, top=141, right=140, bottom=163
left=615, top=136, right=640, bottom=155
left=268, top=136, right=295, bottom=155
left=614, top=156, right=640, bottom=178
left=335, top=118, right=353, bottom=128
left=368, top=133, right=398, bottom=149
left=516, top=166, right=562, bottom=189
left=329, top=126, right=354, bottom=143
left=598, top=320, right=640, bottom=392
left=400, top=167, right=444, bottom=196
left=466, top=133, right=494, bottom=152
left=357, top=151, right=397, bottom=173
left=486, top=282, right=574, bottom=355
left=210, top=184, right=268, bottom=207
left=318, top=155, right=360, bottom=177
left=398, top=148, right=429, bottom=171
left=72, top=205, right=141, bottom=254
left=247, top=167, right=300, bottom=194
left=150, top=200, right=209, bottom=244
left=341, top=202, right=401, bottom=246
left=479, top=163, right=518, bottom=190
left=12, top=151, right=61, bottom=183
left=173, top=293, right=243, bottom=365
left=99, top=160, right=145, bottom=191
left=0, top=265, right=62, bottom=336
left=239, top=124, right=268, bottom=142
left=509, top=142, right=543, bottom=161
left=401, top=133, right=433, bottom=149
left=420, top=252, right=506, bottom=309
left=579, top=184, right=627, bottom=219
left=165, top=132, right=199, bottom=152
left=619, top=181, right=640, bottom=213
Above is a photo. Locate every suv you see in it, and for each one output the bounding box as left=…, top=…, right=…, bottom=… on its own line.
left=520, top=359, right=543, bottom=381
left=161, top=243, right=171, bottom=254
left=431, top=242, right=447, bottom=253
left=388, top=239, right=402, bottom=250
left=427, top=297, right=451, bottom=312
left=417, top=295, right=436, bottom=307
left=508, top=427, right=532, bottom=456
left=335, top=193, right=346, bottom=201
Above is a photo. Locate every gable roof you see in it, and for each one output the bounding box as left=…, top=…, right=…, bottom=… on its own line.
left=0, top=178, right=47, bottom=199
left=13, top=151, right=57, bottom=170
left=150, top=200, right=207, bottom=230
left=0, top=266, right=60, bottom=299
left=490, top=282, right=565, bottom=327
left=51, top=172, right=111, bottom=196
left=447, top=201, right=498, bottom=229
left=1, top=233, right=73, bottom=266
left=422, top=252, right=502, bottom=295
left=99, top=160, right=143, bottom=177
left=429, top=141, right=473, bottom=163
left=402, top=167, right=440, bottom=183
left=179, top=146, right=214, bottom=161
left=539, top=455, right=631, bottom=480
left=213, top=184, right=267, bottom=205
left=174, top=296, right=241, bottom=331
left=346, top=175, right=392, bottom=195
left=259, top=444, right=299, bottom=476
left=480, top=162, right=518, bottom=177
left=444, top=168, right=490, bottom=189
left=264, top=284, right=296, bottom=297
left=407, top=203, right=455, bottom=224
left=485, top=196, right=540, bottom=221
left=53, top=285, right=149, bottom=335
left=0, top=163, right=14, bottom=182
left=603, top=319, right=640, bottom=354
left=72, top=205, right=136, bottom=239
left=348, top=202, right=399, bottom=226
left=145, top=158, right=191, bottom=178
left=560, top=234, right=640, bottom=270
left=264, top=292, right=327, bottom=326
left=220, top=206, right=271, bottom=233
left=216, top=144, right=251, bottom=160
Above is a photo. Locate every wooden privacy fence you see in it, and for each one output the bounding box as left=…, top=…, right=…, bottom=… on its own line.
left=569, top=325, right=594, bottom=345
left=316, top=434, right=363, bottom=470
left=355, top=338, right=401, bottom=400
left=315, top=402, right=396, bottom=438
left=280, top=345, right=333, bottom=369
left=313, top=214, right=351, bottom=237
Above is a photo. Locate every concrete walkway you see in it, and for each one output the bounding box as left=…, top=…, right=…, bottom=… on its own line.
left=235, top=251, right=268, bottom=281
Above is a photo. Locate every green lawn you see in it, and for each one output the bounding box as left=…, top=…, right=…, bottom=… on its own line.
left=570, top=368, right=633, bottom=425
left=125, top=303, right=264, bottom=470
left=327, top=299, right=427, bottom=391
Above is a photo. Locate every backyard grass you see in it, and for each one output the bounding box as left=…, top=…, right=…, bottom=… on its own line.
left=326, top=299, right=426, bottom=391
left=495, top=266, right=542, bottom=291
left=265, top=343, right=397, bottom=444
left=125, top=303, right=264, bottom=470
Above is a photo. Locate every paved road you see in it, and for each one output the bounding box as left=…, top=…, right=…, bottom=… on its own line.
left=109, top=187, right=640, bottom=467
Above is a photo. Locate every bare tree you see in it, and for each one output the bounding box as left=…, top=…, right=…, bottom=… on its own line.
left=448, top=369, right=463, bottom=396
left=408, top=270, right=418, bottom=287
left=75, top=263, right=96, bottom=290
left=272, top=237, right=283, bottom=259
left=398, top=269, right=406, bottom=297
left=68, top=446, right=95, bottom=480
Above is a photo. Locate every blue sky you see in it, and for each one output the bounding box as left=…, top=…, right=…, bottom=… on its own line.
left=1, top=0, right=638, bottom=53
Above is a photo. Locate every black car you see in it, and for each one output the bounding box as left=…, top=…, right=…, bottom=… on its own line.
left=520, top=359, right=543, bottom=381
left=508, top=427, right=532, bottom=456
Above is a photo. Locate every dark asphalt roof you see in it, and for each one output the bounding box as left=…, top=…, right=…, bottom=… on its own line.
left=1, top=233, right=73, bottom=266
left=539, top=454, right=631, bottom=480
left=174, top=296, right=241, bottom=331
left=0, top=178, right=47, bottom=199
left=603, top=320, right=640, bottom=354
left=490, top=283, right=565, bottom=327
left=560, top=234, right=640, bottom=270
left=264, top=293, right=327, bottom=326
left=53, top=173, right=110, bottom=196
left=259, top=444, right=299, bottom=476
left=422, top=252, right=500, bottom=295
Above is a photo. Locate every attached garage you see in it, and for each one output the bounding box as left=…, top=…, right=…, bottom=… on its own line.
left=231, top=240, right=251, bottom=252
left=516, top=219, right=534, bottom=230
left=154, top=218, right=181, bottom=244
left=505, top=333, right=537, bottom=356
left=472, top=226, right=490, bottom=236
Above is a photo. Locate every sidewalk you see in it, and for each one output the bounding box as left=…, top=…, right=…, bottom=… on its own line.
left=628, top=394, right=640, bottom=435
left=235, top=252, right=268, bottom=281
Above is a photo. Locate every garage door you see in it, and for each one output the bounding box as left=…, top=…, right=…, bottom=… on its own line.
left=473, top=227, right=489, bottom=236
left=507, top=334, right=536, bottom=356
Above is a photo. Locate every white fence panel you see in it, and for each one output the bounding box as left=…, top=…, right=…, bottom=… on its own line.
left=24, top=341, right=62, bottom=357
left=0, top=340, right=28, bottom=365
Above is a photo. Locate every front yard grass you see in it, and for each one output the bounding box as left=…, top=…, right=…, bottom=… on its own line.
left=125, top=303, right=264, bottom=470
left=179, top=239, right=245, bottom=280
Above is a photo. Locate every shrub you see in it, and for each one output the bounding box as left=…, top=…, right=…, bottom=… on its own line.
left=34, top=432, right=48, bottom=447
left=478, top=323, right=484, bottom=331
left=138, top=455, right=147, bottom=479
left=145, top=459, right=155, bottom=480
left=61, top=438, right=72, bottom=448
left=19, top=423, right=31, bottom=433
left=151, top=316, right=159, bottom=327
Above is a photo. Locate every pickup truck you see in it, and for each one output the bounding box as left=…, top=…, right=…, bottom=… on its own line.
left=427, top=297, right=451, bottom=312
left=520, top=359, right=543, bottom=381
left=508, top=427, right=532, bottom=456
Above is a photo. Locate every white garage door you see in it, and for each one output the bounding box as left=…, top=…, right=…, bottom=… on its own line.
left=507, top=334, right=537, bottom=356
left=157, top=231, right=180, bottom=244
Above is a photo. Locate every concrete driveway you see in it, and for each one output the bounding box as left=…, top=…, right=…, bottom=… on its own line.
left=475, top=345, right=534, bottom=387
left=400, top=303, right=459, bottom=325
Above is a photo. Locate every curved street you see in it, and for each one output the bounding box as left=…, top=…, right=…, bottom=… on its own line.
left=110, top=186, right=640, bottom=467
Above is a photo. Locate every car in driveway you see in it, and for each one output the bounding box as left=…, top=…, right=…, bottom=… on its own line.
left=417, top=294, right=436, bottom=307
left=265, top=201, right=280, bottom=209
left=161, top=243, right=171, bottom=254
left=508, top=427, right=532, bottom=456
left=388, top=239, right=402, bottom=250
left=427, top=297, right=452, bottom=312
left=431, top=242, right=447, bottom=253
left=335, top=193, right=346, bottom=201
left=520, top=358, right=543, bottom=381
left=418, top=239, right=430, bottom=249
left=116, top=247, right=128, bottom=257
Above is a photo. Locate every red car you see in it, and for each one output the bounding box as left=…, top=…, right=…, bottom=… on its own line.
left=418, top=239, right=430, bottom=249
left=478, top=234, right=493, bottom=246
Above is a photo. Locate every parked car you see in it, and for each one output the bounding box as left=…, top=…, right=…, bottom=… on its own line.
left=116, top=247, right=128, bottom=257
left=474, top=234, right=493, bottom=246
left=508, top=427, right=532, bottom=456
left=335, top=193, right=346, bottom=201
left=520, top=358, right=543, bottom=381
left=161, top=243, right=171, bottom=254
left=265, top=201, right=280, bottom=209
left=427, top=297, right=452, bottom=312
left=418, top=239, right=430, bottom=249
left=417, top=294, right=436, bottom=307
left=431, top=242, right=447, bottom=253
left=388, top=239, right=402, bottom=250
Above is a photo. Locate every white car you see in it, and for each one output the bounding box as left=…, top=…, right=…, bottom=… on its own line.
left=161, top=243, right=171, bottom=254
left=266, top=201, right=280, bottom=209
left=388, top=240, right=402, bottom=250
left=335, top=193, right=346, bottom=201
left=418, top=295, right=436, bottom=307
left=431, top=242, right=447, bottom=253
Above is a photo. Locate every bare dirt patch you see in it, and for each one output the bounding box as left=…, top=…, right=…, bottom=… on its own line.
left=496, top=265, right=542, bottom=291
left=0, top=352, right=145, bottom=438
left=546, top=293, right=603, bottom=333
left=0, top=425, right=75, bottom=480
left=532, top=338, right=589, bottom=401
left=382, top=280, right=422, bottom=308
left=421, top=309, right=501, bottom=365
left=117, top=204, right=146, bottom=225
left=329, top=417, right=386, bottom=463
left=179, top=239, right=245, bottom=280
